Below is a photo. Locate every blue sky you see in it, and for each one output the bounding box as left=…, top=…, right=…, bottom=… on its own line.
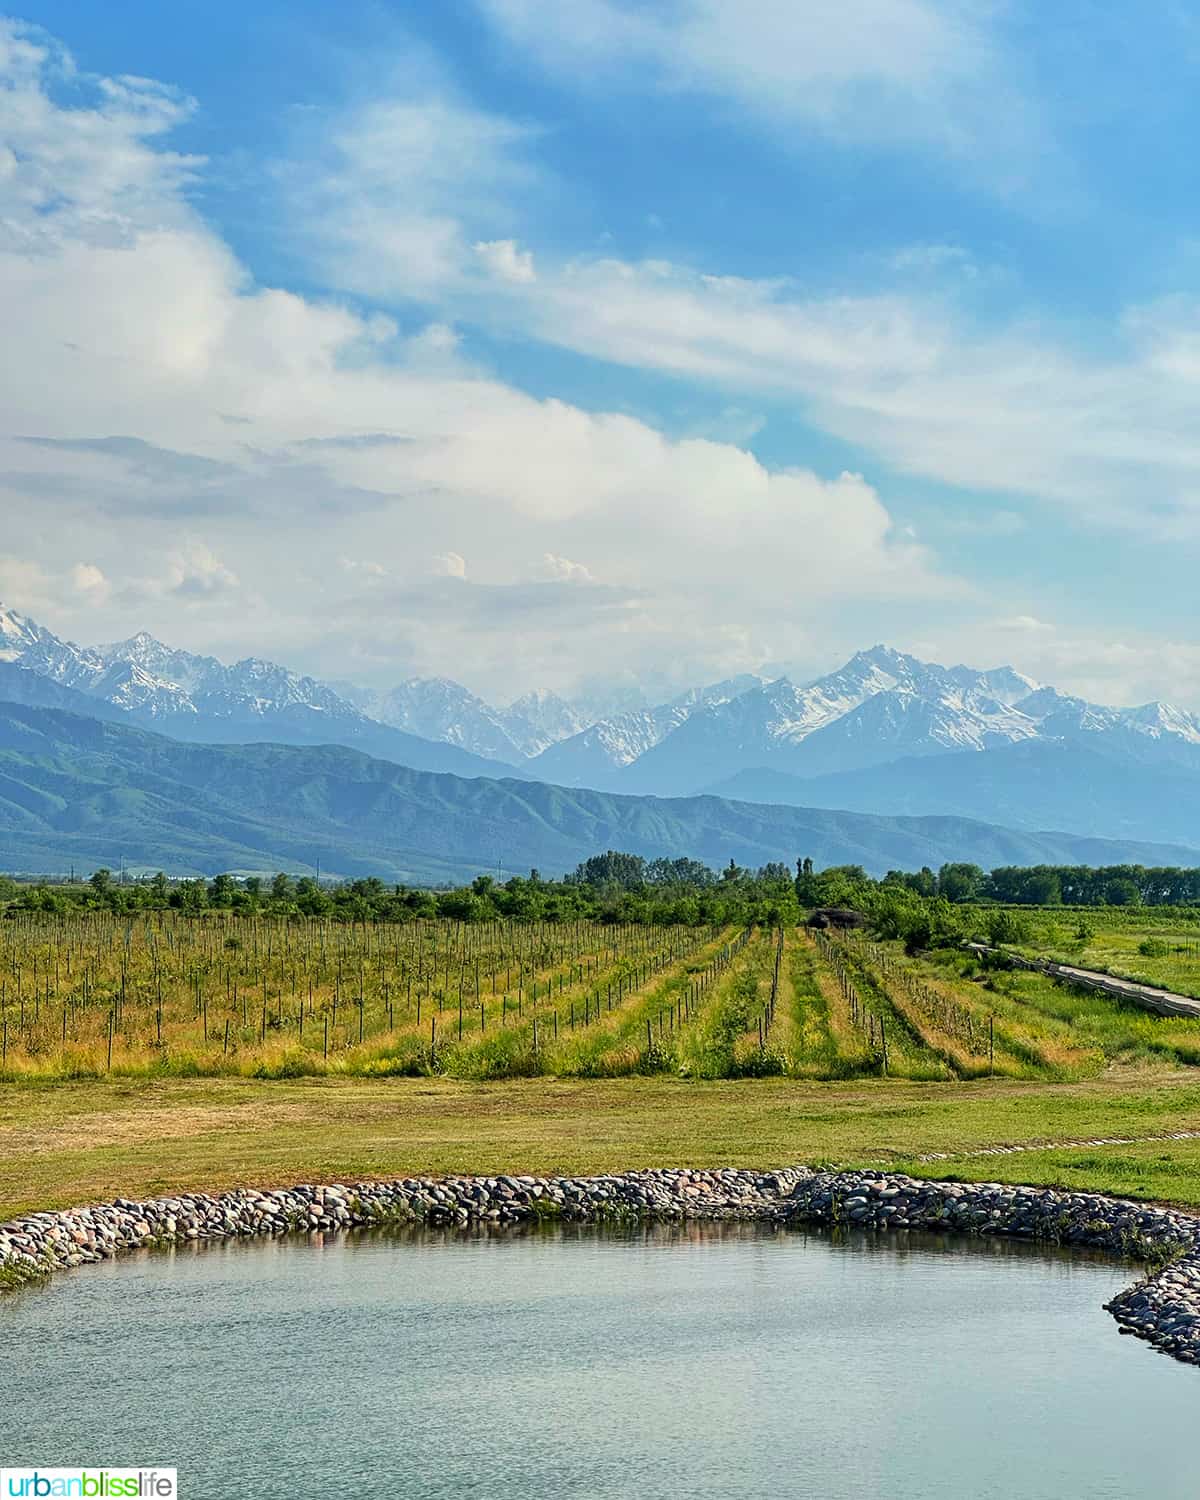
left=2, top=2, right=1200, bottom=706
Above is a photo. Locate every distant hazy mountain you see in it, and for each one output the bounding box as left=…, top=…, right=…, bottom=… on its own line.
left=363, top=678, right=528, bottom=762
left=0, top=606, right=522, bottom=780
left=504, top=688, right=589, bottom=756
left=0, top=701, right=1195, bottom=881
left=0, top=660, right=131, bottom=723
left=363, top=678, right=587, bottom=760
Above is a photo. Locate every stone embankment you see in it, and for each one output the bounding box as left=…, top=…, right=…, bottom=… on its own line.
left=5, top=1167, right=1200, bottom=1366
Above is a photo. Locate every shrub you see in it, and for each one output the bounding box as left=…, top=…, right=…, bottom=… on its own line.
left=986, top=909, right=1032, bottom=946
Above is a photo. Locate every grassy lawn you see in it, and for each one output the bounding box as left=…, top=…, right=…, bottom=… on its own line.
left=9, top=1069, right=1200, bottom=1217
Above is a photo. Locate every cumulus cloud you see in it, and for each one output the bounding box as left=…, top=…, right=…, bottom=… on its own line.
left=0, top=554, right=110, bottom=620
left=474, top=238, right=536, bottom=283
left=0, top=554, right=59, bottom=616
left=539, top=553, right=593, bottom=583
left=70, top=562, right=110, bottom=602
left=163, top=543, right=240, bottom=599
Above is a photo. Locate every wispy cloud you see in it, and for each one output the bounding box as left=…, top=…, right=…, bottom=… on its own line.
left=475, top=0, right=1048, bottom=190
left=281, top=90, right=545, bottom=302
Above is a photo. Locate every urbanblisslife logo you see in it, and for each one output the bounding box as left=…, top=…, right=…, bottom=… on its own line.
left=1, top=1472, right=176, bottom=1498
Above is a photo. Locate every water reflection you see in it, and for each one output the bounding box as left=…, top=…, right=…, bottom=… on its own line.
left=3, top=1221, right=1191, bottom=1500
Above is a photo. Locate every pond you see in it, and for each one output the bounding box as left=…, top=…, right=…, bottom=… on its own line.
left=4, top=1223, right=1194, bottom=1499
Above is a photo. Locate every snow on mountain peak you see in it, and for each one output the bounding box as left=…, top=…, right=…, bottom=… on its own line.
left=0, top=605, right=37, bottom=658
left=1122, top=701, right=1200, bottom=744
left=3, top=605, right=1200, bottom=786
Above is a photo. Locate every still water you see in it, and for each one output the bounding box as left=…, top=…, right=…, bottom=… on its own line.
left=4, top=1223, right=1195, bottom=1499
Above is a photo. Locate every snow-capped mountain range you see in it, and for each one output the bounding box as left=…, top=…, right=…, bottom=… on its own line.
left=528, top=674, right=768, bottom=787
left=3, top=605, right=1199, bottom=816
left=0, top=606, right=525, bottom=780
left=616, top=646, right=1046, bottom=792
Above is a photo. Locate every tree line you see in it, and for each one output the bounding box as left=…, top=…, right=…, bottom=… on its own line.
left=5, top=852, right=1200, bottom=927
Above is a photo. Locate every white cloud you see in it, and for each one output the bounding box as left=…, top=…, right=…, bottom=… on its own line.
left=284, top=93, right=543, bottom=303
left=476, top=0, right=1045, bottom=185
left=70, top=562, right=110, bottom=602
left=539, top=553, right=593, bottom=583
left=0, top=21, right=199, bottom=257
left=474, top=238, right=536, bottom=284
left=0, top=554, right=110, bottom=619
left=163, top=543, right=240, bottom=600
left=431, top=551, right=468, bottom=579
left=0, top=554, right=58, bottom=616
left=340, top=556, right=388, bottom=579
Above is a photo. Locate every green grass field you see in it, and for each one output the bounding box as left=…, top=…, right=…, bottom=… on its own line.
left=8, top=1071, right=1200, bottom=1218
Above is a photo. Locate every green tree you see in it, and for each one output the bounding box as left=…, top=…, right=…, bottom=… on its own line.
left=937, top=862, right=984, bottom=903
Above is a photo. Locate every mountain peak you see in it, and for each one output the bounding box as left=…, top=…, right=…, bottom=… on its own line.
left=0, top=601, right=57, bottom=647
left=101, top=629, right=171, bottom=658
left=857, top=643, right=912, bottom=664
left=1123, top=701, right=1200, bottom=744
left=0, top=603, right=35, bottom=648
left=846, top=644, right=920, bottom=673
left=509, top=687, right=570, bottom=710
